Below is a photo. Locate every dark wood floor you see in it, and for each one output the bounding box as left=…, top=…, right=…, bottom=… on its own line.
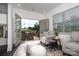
left=1, top=47, right=17, bottom=56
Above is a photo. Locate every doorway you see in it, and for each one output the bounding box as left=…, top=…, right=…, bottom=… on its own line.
left=21, top=19, right=39, bottom=41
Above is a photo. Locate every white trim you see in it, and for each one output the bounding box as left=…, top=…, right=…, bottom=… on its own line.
left=7, top=4, right=13, bottom=51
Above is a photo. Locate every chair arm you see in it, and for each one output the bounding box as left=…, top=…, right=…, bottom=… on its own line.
left=58, top=34, right=72, bottom=46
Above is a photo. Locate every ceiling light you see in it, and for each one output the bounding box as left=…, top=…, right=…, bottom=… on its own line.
left=18, top=4, right=21, bottom=6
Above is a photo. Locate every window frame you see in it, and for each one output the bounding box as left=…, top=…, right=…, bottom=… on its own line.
left=53, top=6, right=79, bottom=32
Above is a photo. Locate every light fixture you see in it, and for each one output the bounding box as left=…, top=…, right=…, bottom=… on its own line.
left=18, top=3, right=21, bottom=6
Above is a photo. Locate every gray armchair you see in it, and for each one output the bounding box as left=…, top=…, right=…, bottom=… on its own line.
left=58, top=32, right=79, bottom=56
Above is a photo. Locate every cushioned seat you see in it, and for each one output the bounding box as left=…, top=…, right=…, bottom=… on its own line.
left=66, top=42, right=79, bottom=52
left=13, top=40, right=46, bottom=56
left=28, top=45, right=46, bottom=56
left=58, top=32, right=79, bottom=55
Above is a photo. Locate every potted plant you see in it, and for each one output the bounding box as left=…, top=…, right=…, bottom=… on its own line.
left=54, top=31, right=58, bottom=36
left=54, top=31, right=59, bottom=39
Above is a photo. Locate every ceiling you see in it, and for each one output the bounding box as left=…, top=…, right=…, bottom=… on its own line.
left=12, top=3, right=61, bottom=14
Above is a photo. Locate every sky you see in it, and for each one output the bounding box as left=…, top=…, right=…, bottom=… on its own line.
left=21, top=19, right=39, bottom=28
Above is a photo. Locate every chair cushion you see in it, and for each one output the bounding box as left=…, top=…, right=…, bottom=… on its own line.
left=72, top=32, right=79, bottom=42
left=28, top=45, right=46, bottom=56
left=40, top=37, right=46, bottom=44
left=58, top=33, right=72, bottom=43
left=13, top=40, right=40, bottom=56
left=66, top=42, right=79, bottom=52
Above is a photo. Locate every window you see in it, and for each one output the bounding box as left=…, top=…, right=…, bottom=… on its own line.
left=53, top=13, right=64, bottom=32
left=0, top=26, right=3, bottom=37
left=53, top=6, right=79, bottom=32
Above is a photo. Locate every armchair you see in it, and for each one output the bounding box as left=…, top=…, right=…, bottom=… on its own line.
left=58, top=32, right=79, bottom=56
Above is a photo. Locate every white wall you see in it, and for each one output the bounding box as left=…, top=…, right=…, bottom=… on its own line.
left=47, top=3, right=79, bottom=31
left=0, top=38, right=7, bottom=45
left=13, top=8, right=48, bottom=20
left=0, top=14, right=7, bottom=24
